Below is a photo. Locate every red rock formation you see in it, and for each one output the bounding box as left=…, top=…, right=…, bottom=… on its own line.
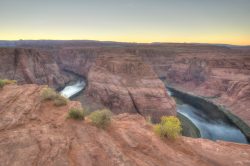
left=166, top=54, right=250, bottom=125
left=0, top=48, right=69, bottom=89
left=218, top=81, right=250, bottom=124
left=0, top=84, right=250, bottom=166
left=86, top=54, right=176, bottom=122
left=1, top=43, right=249, bottom=125
left=55, top=48, right=97, bottom=77
left=136, top=45, right=250, bottom=126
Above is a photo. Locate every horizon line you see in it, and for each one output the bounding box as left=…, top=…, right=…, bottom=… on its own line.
left=0, top=39, right=249, bottom=47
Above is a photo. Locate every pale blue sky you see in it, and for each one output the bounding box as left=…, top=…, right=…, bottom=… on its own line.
left=0, top=0, right=250, bottom=44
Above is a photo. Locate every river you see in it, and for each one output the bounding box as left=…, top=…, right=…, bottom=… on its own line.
left=168, top=89, right=248, bottom=144
left=60, top=80, right=86, bottom=99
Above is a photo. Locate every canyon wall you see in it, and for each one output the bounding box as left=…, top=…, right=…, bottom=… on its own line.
left=0, top=48, right=70, bottom=89
left=134, top=45, right=250, bottom=125
left=55, top=48, right=98, bottom=77
left=0, top=42, right=249, bottom=125
left=86, top=54, right=176, bottom=122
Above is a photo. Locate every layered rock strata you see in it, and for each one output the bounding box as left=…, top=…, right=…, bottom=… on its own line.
left=86, top=54, right=176, bottom=122
left=0, top=48, right=69, bottom=89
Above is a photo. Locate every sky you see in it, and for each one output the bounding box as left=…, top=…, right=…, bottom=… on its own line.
left=0, top=0, right=250, bottom=45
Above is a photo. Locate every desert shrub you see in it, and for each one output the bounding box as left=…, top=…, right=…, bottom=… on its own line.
left=68, top=108, right=85, bottom=120
left=41, top=88, right=58, bottom=101
left=41, top=87, right=68, bottom=106
left=89, top=109, right=112, bottom=129
left=53, top=95, right=68, bottom=106
left=154, top=116, right=182, bottom=139
left=0, top=79, right=17, bottom=88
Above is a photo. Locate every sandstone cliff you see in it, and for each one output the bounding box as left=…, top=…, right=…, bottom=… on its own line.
left=55, top=48, right=97, bottom=78
left=0, top=84, right=250, bottom=166
left=135, top=45, right=250, bottom=126
left=86, top=54, right=176, bottom=122
left=0, top=43, right=250, bottom=126
left=0, top=48, right=69, bottom=89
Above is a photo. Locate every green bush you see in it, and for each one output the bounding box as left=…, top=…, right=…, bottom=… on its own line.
left=68, top=108, right=85, bottom=120
left=41, top=87, right=68, bottom=107
left=89, top=109, right=112, bottom=129
left=53, top=95, right=68, bottom=106
left=41, top=88, right=58, bottom=101
left=0, top=79, right=17, bottom=88
left=154, top=116, right=182, bottom=139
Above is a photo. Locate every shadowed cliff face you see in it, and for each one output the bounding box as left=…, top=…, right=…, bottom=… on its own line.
left=0, top=48, right=70, bottom=89
left=86, top=54, right=176, bottom=122
left=55, top=48, right=97, bottom=78
left=0, top=84, right=250, bottom=166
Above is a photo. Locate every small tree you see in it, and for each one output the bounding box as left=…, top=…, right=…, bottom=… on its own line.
left=154, top=116, right=182, bottom=139
left=89, top=109, right=112, bottom=129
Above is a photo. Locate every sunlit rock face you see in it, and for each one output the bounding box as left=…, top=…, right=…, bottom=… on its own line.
left=86, top=54, right=176, bottom=122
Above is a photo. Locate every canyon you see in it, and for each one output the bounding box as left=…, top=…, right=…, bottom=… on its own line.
left=1, top=42, right=249, bottom=125
left=0, top=41, right=250, bottom=165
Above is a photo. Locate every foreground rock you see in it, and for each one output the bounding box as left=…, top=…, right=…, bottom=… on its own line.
left=86, top=54, right=176, bottom=122
left=0, top=84, right=250, bottom=166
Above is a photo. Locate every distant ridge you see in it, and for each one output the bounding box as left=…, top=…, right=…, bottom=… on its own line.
left=0, top=40, right=249, bottom=48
